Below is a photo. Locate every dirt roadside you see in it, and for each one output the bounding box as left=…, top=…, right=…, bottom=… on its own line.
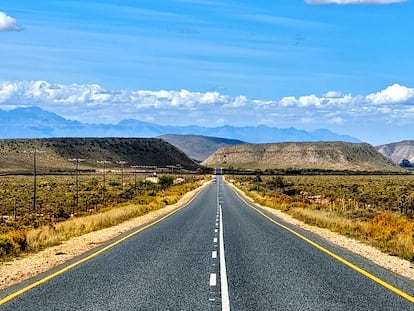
left=1, top=181, right=413, bottom=292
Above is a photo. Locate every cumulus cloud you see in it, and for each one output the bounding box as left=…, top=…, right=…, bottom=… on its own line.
left=323, top=91, right=343, bottom=98
left=305, top=0, right=406, bottom=4
left=279, top=93, right=356, bottom=107
left=365, top=84, right=414, bottom=105
left=1, top=80, right=414, bottom=128
left=0, top=11, right=20, bottom=32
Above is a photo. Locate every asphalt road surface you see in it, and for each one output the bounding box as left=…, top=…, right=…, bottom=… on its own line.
left=1, top=175, right=413, bottom=310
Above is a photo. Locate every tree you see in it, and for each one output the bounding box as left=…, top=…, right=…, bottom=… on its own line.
left=400, top=159, right=412, bottom=168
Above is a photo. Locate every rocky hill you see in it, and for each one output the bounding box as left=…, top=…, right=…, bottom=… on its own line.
left=0, top=138, right=199, bottom=174
left=159, top=134, right=245, bottom=162
left=202, top=142, right=401, bottom=172
left=376, top=141, right=414, bottom=164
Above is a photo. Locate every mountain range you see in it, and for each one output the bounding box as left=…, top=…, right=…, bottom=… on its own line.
left=0, top=106, right=360, bottom=143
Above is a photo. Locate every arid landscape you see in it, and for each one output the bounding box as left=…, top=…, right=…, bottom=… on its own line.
left=0, top=136, right=413, bottom=307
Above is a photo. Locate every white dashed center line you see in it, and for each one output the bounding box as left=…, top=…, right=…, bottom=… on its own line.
left=209, top=176, right=230, bottom=310
left=210, top=273, right=217, bottom=286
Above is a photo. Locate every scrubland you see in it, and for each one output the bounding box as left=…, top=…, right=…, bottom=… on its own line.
left=231, top=175, right=414, bottom=262
left=0, top=173, right=205, bottom=260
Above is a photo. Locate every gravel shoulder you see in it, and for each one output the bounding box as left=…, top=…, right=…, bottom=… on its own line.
left=1, top=180, right=413, bottom=292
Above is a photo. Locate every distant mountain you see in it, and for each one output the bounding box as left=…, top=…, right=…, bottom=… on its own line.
left=0, top=106, right=360, bottom=143
left=159, top=134, right=245, bottom=162
left=0, top=138, right=199, bottom=174
left=376, top=141, right=414, bottom=164
left=202, top=142, right=401, bottom=172
left=0, top=106, right=81, bottom=138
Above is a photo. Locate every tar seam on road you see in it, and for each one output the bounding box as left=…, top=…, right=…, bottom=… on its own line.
left=0, top=184, right=206, bottom=306
left=230, top=183, right=414, bottom=304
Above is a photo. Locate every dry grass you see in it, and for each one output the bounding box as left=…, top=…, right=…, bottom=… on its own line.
left=235, top=181, right=414, bottom=262
left=0, top=178, right=204, bottom=260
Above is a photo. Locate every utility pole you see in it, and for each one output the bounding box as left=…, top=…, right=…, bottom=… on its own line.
left=29, top=149, right=45, bottom=211
left=97, top=160, right=111, bottom=206
left=117, top=161, right=127, bottom=190
left=69, top=158, right=85, bottom=213
left=131, top=165, right=139, bottom=193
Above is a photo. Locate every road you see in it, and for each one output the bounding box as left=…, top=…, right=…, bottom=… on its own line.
left=0, top=175, right=413, bottom=310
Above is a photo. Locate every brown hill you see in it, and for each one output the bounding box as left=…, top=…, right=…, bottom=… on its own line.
left=159, top=134, right=245, bottom=162
left=202, top=142, right=401, bottom=172
left=0, top=138, right=199, bottom=174
left=376, top=140, right=414, bottom=164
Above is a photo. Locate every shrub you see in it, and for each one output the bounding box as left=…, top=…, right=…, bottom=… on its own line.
left=159, top=175, right=174, bottom=189
left=0, top=236, right=16, bottom=257
left=0, top=231, right=26, bottom=258
left=108, top=180, right=121, bottom=187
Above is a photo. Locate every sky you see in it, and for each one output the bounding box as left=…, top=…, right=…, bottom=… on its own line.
left=0, top=0, right=413, bottom=145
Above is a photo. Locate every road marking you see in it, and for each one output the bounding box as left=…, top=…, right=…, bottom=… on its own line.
left=215, top=229, right=218, bottom=233
left=237, top=191, right=414, bottom=304
left=212, top=251, right=217, bottom=259
left=0, top=185, right=206, bottom=306
left=219, top=205, right=231, bottom=311
left=210, top=273, right=217, bottom=286
left=213, top=237, right=218, bottom=243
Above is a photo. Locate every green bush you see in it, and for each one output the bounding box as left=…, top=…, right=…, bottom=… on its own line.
left=108, top=180, right=121, bottom=187
left=159, top=175, right=174, bottom=189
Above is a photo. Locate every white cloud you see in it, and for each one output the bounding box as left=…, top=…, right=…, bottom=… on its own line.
left=0, top=11, right=20, bottom=32
left=323, top=91, right=343, bottom=98
left=365, top=84, right=414, bottom=105
left=329, top=117, right=345, bottom=124
left=305, top=0, right=406, bottom=4
left=279, top=93, right=355, bottom=108
left=1, top=80, right=414, bottom=128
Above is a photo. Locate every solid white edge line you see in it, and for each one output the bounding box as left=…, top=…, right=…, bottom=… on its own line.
left=219, top=205, right=231, bottom=311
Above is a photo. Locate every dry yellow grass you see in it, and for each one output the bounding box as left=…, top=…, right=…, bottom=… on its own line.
left=237, top=184, right=414, bottom=262
left=1, top=179, right=204, bottom=260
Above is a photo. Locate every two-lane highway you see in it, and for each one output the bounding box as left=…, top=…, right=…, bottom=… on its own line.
left=1, top=175, right=413, bottom=310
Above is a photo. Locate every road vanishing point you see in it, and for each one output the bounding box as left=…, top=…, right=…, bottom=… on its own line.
left=0, top=175, right=413, bottom=310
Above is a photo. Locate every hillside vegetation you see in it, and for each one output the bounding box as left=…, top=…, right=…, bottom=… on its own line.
left=203, top=142, right=401, bottom=172
left=159, top=134, right=245, bottom=161
left=377, top=140, right=414, bottom=164
left=0, top=138, right=199, bottom=174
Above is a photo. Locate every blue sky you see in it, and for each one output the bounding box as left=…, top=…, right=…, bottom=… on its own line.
left=0, top=0, right=413, bottom=144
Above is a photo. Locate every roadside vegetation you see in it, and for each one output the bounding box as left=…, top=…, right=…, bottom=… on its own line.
left=230, top=174, right=414, bottom=262
left=0, top=173, right=206, bottom=260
